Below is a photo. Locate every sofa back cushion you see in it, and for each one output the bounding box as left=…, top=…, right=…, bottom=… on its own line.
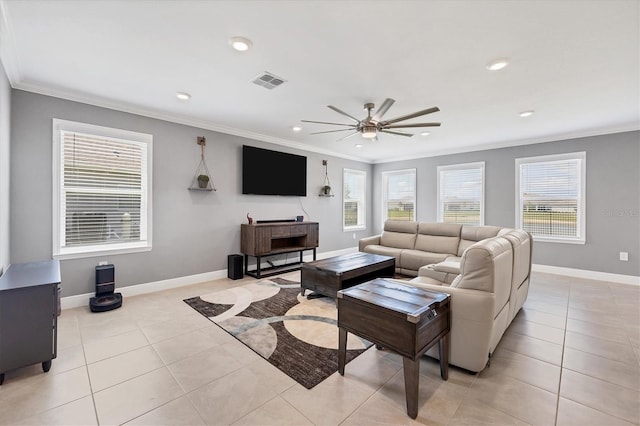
left=457, top=225, right=503, bottom=256
left=415, top=223, right=461, bottom=255
left=452, top=236, right=513, bottom=318
left=380, top=220, right=418, bottom=249
left=502, top=229, right=532, bottom=289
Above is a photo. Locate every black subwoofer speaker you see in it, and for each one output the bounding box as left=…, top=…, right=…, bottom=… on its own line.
left=228, top=254, right=243, bottom=280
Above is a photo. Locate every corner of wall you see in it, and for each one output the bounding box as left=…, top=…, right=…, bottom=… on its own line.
left=0, top=54, right=11, bottom=273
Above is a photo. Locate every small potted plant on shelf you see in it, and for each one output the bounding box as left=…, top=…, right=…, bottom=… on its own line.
left=197, top=174, right=210, bottom=188
left=321, top=185, right=331, bottom=195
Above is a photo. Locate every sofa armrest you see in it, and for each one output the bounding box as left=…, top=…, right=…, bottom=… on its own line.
left=359, top=235, right=381, bottom=252
left=407, top=278, right=496, bottom=372
left=432, top=261, right=461, bottom=274
left=418, top=261, right=460, bottom=284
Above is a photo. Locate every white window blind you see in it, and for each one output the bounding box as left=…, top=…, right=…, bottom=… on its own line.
left=516, top=152, right=585, bottom=243
left=53, top=119, right=152, bottom=258
left=343, top=169, right=366, bottom=230
left=437, top=162, right=484, bottom=225
left=382, top=169, right=416, bottom=225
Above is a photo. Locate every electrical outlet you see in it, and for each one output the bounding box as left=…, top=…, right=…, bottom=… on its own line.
left=352, top=233, right=356, bottom=240
left=619, top=252, right=629, bottom=261
left=98, top=260, right=109, bottom=266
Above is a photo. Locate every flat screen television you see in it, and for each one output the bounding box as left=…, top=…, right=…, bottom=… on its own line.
left=242, top=145, right=307, bottom=196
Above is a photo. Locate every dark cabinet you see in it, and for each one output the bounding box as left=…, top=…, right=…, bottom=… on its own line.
left=0, top=260, right=60, bottom=385
left=240, top=222, right=319, bottom=278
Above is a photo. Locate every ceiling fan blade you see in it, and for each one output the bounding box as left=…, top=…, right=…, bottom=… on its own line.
left=380, top=129, right=414, bottom=137
left=309, top=128, right=355, bottom=135
left=337, top=131, right=360, bottom=141
left=384, top=122, right=441, bottom=129
left=383, top=106, right=440, bottom=125
left=301, top=120, right=356, bottom=127
left=371, top=98, right=395, bottom=122
left=327, top=105, right=361, bottom=124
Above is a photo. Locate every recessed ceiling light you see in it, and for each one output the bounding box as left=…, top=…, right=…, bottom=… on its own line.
left=176, top=92, right=191, bottom=100
left=291, top=126, right=302, bottom=132
left=420, top=131, right=431, bottom=137
left=519, top=110, right=535, bottom=117
left=486, top=58, right=509, bottom=71
left=354, top=144, right=363, bottom=148
left=229, top=36, right=252, bottom=52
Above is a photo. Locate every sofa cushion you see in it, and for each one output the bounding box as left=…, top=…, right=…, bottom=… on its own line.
left=361, top=244, right=403, bottom=266
left=415, top=223, right=461, bottom=254
left=502, top=230, right=532, bottom=291
left=400, top=249, right=449, bottom=272
left=457, top=225, right=503, bottom=256
left=380, top=220, right=418, bottom=249
left=452, top=236, right=513, bottom=318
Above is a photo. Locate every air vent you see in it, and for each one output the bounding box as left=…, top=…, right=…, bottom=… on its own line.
left=252, top=72, right=287, bottom=90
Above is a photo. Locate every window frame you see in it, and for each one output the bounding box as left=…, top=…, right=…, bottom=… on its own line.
left=52, top=119, right=153, bottom=259
left=381, top=168, right=417, bottom=226
left=515, top=152, right=586, bottom=244
left=437, top=161, right=485, bottom=225
left=342, top=168, right=366, bottom=231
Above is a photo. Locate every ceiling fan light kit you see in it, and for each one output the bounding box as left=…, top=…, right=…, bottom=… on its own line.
left=303, top=98, right=441, bottom=141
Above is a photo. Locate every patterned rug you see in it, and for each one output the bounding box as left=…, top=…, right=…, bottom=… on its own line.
left=183, top=272, right=372, bottom=389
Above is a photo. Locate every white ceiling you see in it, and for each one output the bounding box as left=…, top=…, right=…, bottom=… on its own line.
left=1, top=0, right=638, bottom=163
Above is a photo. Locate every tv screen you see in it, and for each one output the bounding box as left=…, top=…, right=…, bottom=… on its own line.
left=242, top=145, right=307, bottom=196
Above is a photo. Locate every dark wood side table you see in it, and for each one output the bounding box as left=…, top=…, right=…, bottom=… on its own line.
left=337, top=278, right=451, bottom=419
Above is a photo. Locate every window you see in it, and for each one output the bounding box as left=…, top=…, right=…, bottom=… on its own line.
left=437, top=162, right=484, bottom=225
left=343, top=169, right=366, bottom=230
left=382, top=169, right=416, bottom=225
left=53, top=119, right=153, bottom=258
left=516, top=152, right=585, bottom=243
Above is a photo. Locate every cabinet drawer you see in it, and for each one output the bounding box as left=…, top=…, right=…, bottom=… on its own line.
left=271, top=226, right=290, bottom=238
left=290, top=225, right=308, bottom=236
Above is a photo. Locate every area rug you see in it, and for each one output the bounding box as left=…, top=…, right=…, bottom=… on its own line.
left=183, top=272, right=372, bottom=389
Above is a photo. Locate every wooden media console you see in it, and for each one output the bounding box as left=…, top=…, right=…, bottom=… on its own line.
left=241, top=222, right=319, bottom=278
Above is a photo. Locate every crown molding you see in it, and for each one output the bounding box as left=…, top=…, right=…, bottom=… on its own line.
left=371, top=124, right=640, bottom=164
left=12, top=79, right=371, bottom=164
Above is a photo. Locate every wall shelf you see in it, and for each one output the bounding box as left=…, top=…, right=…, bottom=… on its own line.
left=319, top=159, right=334, bottom=197
left=189, top=136, right=216, bottom=191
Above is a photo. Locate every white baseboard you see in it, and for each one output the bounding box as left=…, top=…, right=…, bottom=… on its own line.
left=61, top=247, right=360, bottom=310
left=61, top=253, right=638, bottom=310
left=60, top=269, right=228, bottom=310
left=533, top=264, right=640, bottom=286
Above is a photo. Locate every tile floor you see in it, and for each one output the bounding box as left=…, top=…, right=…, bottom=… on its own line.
left=0, top=272, right=638, bottom=425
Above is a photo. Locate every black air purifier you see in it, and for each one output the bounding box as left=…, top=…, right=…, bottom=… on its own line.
left=89, top=264, right=122, bottom=312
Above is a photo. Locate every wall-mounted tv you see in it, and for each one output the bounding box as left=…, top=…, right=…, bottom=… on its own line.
left=242, top=145, right=307, bottom=196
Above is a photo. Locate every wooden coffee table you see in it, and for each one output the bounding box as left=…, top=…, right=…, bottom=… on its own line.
left=337, top=278, right=451, bottom=419
left=300, top=252, right=395, bottom=299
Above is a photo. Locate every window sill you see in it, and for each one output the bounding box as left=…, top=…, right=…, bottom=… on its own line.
left=531, top=236, right=585, bottom=245
left=53, top=243, right=152, bottom=260
left=344, top=226, right=366, bottom=232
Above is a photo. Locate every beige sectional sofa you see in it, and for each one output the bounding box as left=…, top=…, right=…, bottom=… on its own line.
left=359, top=220, right=532, bottom=372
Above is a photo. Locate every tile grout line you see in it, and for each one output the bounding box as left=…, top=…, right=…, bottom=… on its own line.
left=77, top=315, right=101, bottom=426
left=553, top=282, right=571, bottom=426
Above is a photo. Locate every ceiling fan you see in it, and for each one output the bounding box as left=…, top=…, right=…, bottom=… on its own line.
left=302, top=98, right=440, bottom=141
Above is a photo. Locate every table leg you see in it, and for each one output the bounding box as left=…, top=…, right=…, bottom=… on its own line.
left=338, top=328, right=347, bottom=375
left=402, top=357, right=420, bottom=419
left=256, top=256, right=261, bottom=279
left=439, top=333, right=450, bottom=380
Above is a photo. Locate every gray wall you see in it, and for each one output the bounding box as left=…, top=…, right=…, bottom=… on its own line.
left=372, top=131, right=640, bottom=276
left=10, top=90, right=372, bottom=296
left=0, top=58, right=10, bottom=274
